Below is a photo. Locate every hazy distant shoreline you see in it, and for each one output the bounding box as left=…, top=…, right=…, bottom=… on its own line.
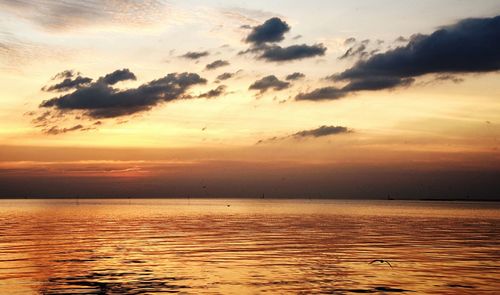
left=0, top=197, right=498, bottom=202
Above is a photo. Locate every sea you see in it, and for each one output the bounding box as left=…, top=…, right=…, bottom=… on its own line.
left=0, top=199, right=498, bottom=294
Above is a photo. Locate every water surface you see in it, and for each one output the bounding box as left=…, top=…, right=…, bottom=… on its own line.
left=0, top=199, right=499, bottom=294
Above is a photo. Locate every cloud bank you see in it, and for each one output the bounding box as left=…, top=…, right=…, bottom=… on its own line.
left=40, top=70, right=207, bottom=118
left=297, top=16, right=500, bottom=101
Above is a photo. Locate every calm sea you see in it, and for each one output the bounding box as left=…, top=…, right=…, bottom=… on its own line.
left=0, top=199, right=498, bottom=294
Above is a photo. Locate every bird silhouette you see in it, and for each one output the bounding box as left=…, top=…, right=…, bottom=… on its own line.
left=369, top=259, right=392, bottom=267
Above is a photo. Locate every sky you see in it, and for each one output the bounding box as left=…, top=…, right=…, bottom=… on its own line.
left=1, top=0, right=500, bottom=199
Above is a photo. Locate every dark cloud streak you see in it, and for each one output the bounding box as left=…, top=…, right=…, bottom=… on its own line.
left=99, top=68, right=136, bottom=85
left=205, top=60, right=229, bottom=70
left=257, top=125, right=352, bottom=144
left=42, top=75, right=92, bottom=92
left=249, top=75, right=290, bottom=93
left=181, top=51, right=210, bottom=60
left=45, top=124, right=84, bottom=135
left=296, top=87, right=346, bottom=101
left=198, top=85, right=226, bottom=98
left=216, top=72, right=234, bottom=81
left=258, top=43, right=326, bottom=62
left=285, top=72, right=305, bottom=81
left=292, top=125, right=351, bottom=138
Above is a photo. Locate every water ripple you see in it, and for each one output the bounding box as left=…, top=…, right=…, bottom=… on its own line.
left=0, top=199, right=498, bottom=294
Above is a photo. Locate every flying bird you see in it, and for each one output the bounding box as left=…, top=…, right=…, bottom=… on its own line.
left=369, top=259, right=393, bottom=267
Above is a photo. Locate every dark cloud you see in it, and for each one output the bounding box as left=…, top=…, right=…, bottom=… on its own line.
left=249, top=75, right=290, bottom=93
left=256, top=136, right=279, bottom=144
left=45, top=124, right=84, bottom=135
left=295, top=87, right=346, bottom=101
left=216, top=72, right=234, bottom=81
left=338, top=39, right=383, bottom=61
left=418, top=74, right=465, bottom=87
left=292, top=125, right=351, bottom=138
left=99, top=68, right=136, bottom=85
left=257, top=125, right=352, bottom=144
left=337, top=16, right=500, bottom=88
left=299, top=16, right=500, bottom=101
left=342, top=77, right=414, bottom=92
left=215, top=70, right=242, bottom=83
left=339, top=44, right=368, bottom=60
left=52, top=70, right=76, bottom=80
left=181, top=51, right=210, bottom=60
left=245, top=17, right=290, bottom=45
left=248, top=43, right=326, bottom=62
left=285, top=72, right=305, bottom=81
left=296, top=76, right=414, bottom=101
left=40, top=71, right=207, bottom=119
left=434, top=74, right=464, bottom=84
left=42, top=75, right=93, bottom=92
left=296, top=77, right=414, bottom=101
left=30, top=110, right=53, bottom=127
left=240, top=17, right=327, bottom=63
left=205, top=59, right=229, bottom=70
left=198, top=85, right=226, bottom=98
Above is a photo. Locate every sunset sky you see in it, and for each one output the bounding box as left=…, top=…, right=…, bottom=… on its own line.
left=1, top=0, right=500, bottom=198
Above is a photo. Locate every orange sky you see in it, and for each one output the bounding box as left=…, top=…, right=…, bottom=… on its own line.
left=1, top=1, right=500, bottom=198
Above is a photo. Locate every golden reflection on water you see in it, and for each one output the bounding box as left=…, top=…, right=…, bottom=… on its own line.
left=0, top=199, right=499, bottom=294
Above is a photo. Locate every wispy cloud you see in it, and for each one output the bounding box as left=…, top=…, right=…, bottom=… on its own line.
left=0, top=0, right=171, bottom=31
left=257, top=125, right=352, bottom=144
